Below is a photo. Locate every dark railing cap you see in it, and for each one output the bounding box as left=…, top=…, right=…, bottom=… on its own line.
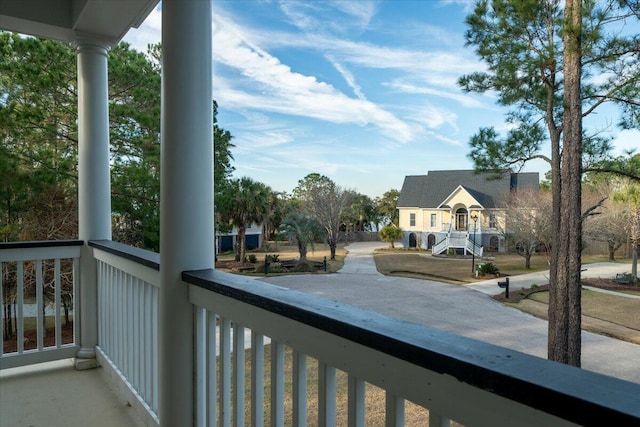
left=0, top=240, right=83, bottom=249
left=183, top=268, right=640, bottom=426
left=89, top=240, right=160, bottom=271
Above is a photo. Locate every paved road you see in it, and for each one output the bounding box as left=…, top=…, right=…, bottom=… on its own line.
left=259, top=242, right=640, bottom=384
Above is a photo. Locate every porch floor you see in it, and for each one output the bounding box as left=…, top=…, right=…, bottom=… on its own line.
left=0, top=359, right=145, bottom=427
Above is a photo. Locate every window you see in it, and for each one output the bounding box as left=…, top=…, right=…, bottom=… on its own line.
left=410, top=213, right=416, bottom=227
left=430, top=213, right=436, bottom=228
left=489, top=213, right=497, bottom=229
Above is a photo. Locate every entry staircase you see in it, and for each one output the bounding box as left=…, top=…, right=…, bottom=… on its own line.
left=432, top=230, right=483, bottom=257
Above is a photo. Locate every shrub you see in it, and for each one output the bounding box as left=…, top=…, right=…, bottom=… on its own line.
left=246, top=254, right=257, bottom=264
left=292, top=260, right=314, bottom=272
left=478, top=262, right=500, bottom=275
left=266, top=254, right=280, bottom=263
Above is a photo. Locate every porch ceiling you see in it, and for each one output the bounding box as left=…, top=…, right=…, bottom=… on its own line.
left=0, top=0, right=159, bottom=46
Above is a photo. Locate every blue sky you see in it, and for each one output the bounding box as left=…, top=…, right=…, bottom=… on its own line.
left=123, top=1, right=639, bottom=198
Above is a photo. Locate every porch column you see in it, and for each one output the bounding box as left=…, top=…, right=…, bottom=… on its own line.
left=75, top=40, right=112, bottom=367
left=160, top=1, right=213, bottom=425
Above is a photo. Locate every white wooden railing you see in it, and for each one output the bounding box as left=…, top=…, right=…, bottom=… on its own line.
left=3, top=240, right=640, bottom=426
left=184, top=268, right=640, bottom=427
left=466, top=238, right=483, bottom=257
left=0, top=240, right=82, bottom=369
left=90, top=240, right=160, bottom=424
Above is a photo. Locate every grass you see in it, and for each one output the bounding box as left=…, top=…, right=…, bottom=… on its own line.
left=374, top=250, right=623, bottom=284
left=526, top=288, right=640, bottom=330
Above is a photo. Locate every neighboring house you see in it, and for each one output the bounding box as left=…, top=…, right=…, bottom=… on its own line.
left=397, top=170, right=539, bottom=255
left=216, top=222, right=264, bottom=253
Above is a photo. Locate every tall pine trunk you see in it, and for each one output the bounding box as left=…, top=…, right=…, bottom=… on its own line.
left=550, top=0, right=583, bottom=367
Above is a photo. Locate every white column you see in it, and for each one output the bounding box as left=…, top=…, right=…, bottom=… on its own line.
left=75, top=40, right=112, bottom=367
left=160, top=1, right=213, bottom=425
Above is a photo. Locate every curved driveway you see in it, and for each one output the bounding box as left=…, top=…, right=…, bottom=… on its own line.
left=259, top=242, right=640, bottom=384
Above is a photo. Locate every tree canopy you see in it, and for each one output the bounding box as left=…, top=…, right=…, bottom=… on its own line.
left=460, top=0, right=639, bottom=366
left=293, top=173, right=352, bottom=260
left=1, top=34, right=235, bottom=253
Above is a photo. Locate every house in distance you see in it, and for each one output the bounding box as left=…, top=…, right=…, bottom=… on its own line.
left=397, top=170, right=539, bottom=255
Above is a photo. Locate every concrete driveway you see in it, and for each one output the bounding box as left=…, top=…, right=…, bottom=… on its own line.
left=259, top=242, right=640, bottom=384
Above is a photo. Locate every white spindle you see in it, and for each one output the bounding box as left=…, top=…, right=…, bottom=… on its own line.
left=152, top=285, right=159, bottom=414
left=54, top=259, right=61, bottom=348
left=220, top=317, right=232, bottom=427
left=270, top=341, right=285, bottom=427
left=206, top=311, right=218, bottom=427
left=385, top=393, right=404, bottom=427
left=207, top=311, right=217, bottom=427
left=144, top=281, right=152, bottom=403
left=196, top=307, right=206, bottom=427
left=0, top=262, right=3, bottom=354
left=319, top=362, right=337, bottom=427
left=73, top=257, right=80, bottom=346
left=293, top=350, right=307, bottom=427
left=429, top=411, right=451, bottom=427
left=233, top=323, right=245, bottom=427
left=17, top=262, right=24, bottom=354
left=348, top=375, right=365, bottom=427
left=36, top=259, right=43, bottom=350
left=251, top=332, right=264, bottom=427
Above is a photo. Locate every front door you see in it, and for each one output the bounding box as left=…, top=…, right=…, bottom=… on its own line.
left=456, top=213, right=467, bottom=231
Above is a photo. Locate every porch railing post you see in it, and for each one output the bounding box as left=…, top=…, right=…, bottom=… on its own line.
left=160, top=1, right=214, bottom=425
left=75, top=39, right=112, bottom=369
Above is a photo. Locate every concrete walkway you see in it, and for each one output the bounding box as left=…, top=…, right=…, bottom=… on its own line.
left=466, top=261, right=636, bottom=296
left=260, top=242, right=640, bottom=384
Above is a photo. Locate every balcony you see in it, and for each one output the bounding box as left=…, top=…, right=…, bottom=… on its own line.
left=2, top=2, right=639, bottom=425
left=2, top=240, right=639, bottom=426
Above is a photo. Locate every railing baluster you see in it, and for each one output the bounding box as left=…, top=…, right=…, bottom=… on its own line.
left=73, top=256, right=80, bottom=346
left=36, top=259, right=43, bottom=351
left=17, top=262, right=24, bottom=354
left=219, top=317, right=232, bottom=427
left=270, top=340, right=285, bottom=427
left=207, top=311, right=217, bottom=427
left=292, top=350, right=307, bottom=427
left=0, top=262, right=3, bottom=354
left=233, top=323, right=245, bottom=427
left=144, top=280, right=152, bottom=404
left=152, top=285, right=159, bottom=414
left=385, top=392, right=404, bottom=427
left=348, top=375, right=365, bottom=427
left=54, top=259, right=61, bottom=348
left=429, top=411, right=451, bottom=427
left=196, top=307, right=206, bottom=427
left=318, top=362, right=337, bottom=427
left=251, top=332, right=264, bottom=427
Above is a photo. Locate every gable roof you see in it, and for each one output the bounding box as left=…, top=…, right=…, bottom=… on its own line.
left=397, top=170, right=539, bottom=209
left=439, top=185, right=483, bottom=209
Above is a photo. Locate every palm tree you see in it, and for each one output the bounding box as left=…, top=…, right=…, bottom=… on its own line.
left=218, top=177, right=271, bottom=263
left=279, top=212, right=325, bottom=262
left=380, top=224, right=403, bottom=249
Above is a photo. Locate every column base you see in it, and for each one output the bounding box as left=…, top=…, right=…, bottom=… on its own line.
left=74, top=347, right=99, bottom=370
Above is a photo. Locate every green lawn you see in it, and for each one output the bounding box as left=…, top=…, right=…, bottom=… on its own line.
left=373, top=250, right=620, bottom=284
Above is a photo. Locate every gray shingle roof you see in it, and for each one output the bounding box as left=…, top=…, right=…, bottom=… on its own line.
left=397, top=170, right=539, bottom=209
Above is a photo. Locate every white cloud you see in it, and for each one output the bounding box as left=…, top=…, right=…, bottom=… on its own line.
left=279, top=0, right=379, bottom=34
left=385, top=80, right=486, bottom=109
left=326, top=55, right=366, bottom=100
left=213, top=15, right=416, bottom=142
